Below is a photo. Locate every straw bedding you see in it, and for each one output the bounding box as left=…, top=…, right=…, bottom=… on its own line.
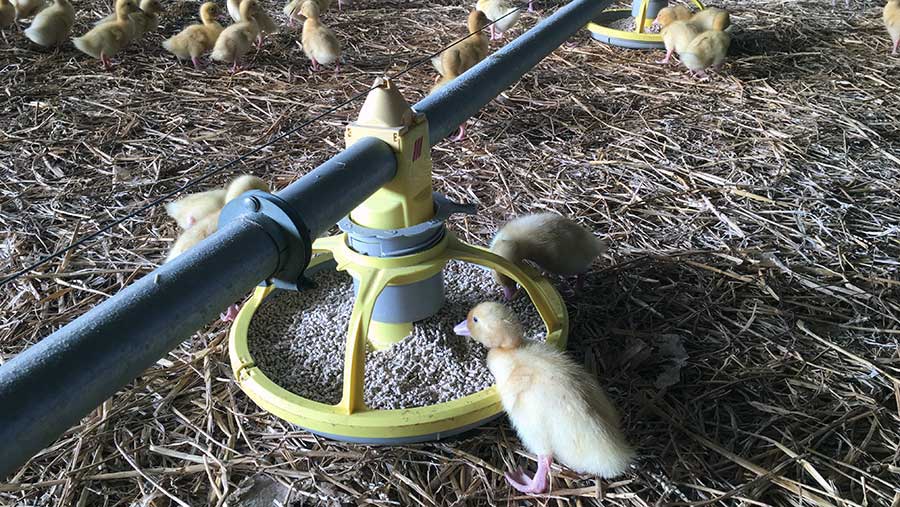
left=2, top=0, right=899, bottom=505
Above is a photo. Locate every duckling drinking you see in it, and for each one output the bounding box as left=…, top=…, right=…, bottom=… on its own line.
left=455, top=302, right=634, bottom=494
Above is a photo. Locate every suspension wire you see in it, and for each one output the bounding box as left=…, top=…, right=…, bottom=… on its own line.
left=0, top=6, right=527, bottom=288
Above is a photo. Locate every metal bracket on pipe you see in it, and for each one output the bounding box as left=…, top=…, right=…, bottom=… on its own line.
left=219, top=191, right=314, bottom=291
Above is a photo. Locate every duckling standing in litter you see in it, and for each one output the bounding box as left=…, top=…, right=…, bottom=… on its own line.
left=490, top=213, right=607, bottom=299
left=72, top=0, right=137, bottom=69
left=23, top=0, right=74, bottom=47
left=680, top=22, right=730, bottom=77
left=299, top=0, right=341, bottom=72
left=211, top=0, right=260, bottom=72
left=653, top=6, right=700, bottom=65
left=163, top=2, right=224, bottom=68
left=12, top=0, right=43, bottom=20
left=455, top=302, right=634, bottom=494
left=476, top=0, right=520, bottom=41
left=227, top=0, right=275, bottom=46
left=95, top=0, right=162, bottom=43
left=284, top=0, right=328, bottom=27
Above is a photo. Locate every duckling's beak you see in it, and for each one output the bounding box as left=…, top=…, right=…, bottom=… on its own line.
left=650, top=18, right=660, bottom=29
left=453, top=319, right=470, bottom=336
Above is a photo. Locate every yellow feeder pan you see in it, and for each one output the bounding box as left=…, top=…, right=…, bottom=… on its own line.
left=587, top=0, right=705, bottom=50
left=227, top=78, right=570, bottom=443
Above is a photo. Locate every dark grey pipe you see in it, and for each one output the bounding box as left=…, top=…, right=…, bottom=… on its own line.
left=0, top=138, right=397, bottom=478
left=415, top=0, right=612, bottom=145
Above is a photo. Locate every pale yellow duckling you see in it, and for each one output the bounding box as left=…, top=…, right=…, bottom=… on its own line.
left=690, top=6, right=729, bottom=32
left=162, top=1, right=224, bottom=68
left=23, top=0, right=73, bottom=46
left=96, top=0, right=162, bottom=42
left=1, top=0, right=16, bottom=31
left=885, top=0, right=900, bottom=54
left=283, top=0, right=328, bottom=27
left=454, top=303, right=634, bottom=494
left=490, top=213, right=607, bottom=299
left=653, top=6, right=700, bottom=65
left=211, top=0, right=260, bottom=72
left=476, top=0, right=520, bottom=41
left=165, top=175, right=268, bottom=263
left=164, top=187, right=226, bottom=230
left=430, top=9, right=489, bottom=140
left=72, top=0, right=137, bottom=69
left=298, top=0, right=340, bottom=72
left=680, top=29, right=730, bottom=77
left=227, top=0, right=275, bottom=45
left=12, top=0, right=44, bottom=20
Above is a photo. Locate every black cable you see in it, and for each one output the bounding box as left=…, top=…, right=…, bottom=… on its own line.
left=0, top=5, right=527, bottom=288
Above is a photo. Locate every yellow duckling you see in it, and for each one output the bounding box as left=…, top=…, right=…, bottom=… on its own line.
left=1, top=0, right=15, bottom=31
left=885, top=0, right=900, bottom=54
left=653, top=6, right=700, bottom=65
left=165, top=175, right=268, bottom=263
left=680, top=29, right=730, bottom=77
left=430, top=9, right=489, bottom=141
left=12, top=0, right=44, bottom=20
left=211, top=0, right=260, bottom=72
left=690, top=6, right=729, bottom=32
left=298, top=0, right=340, bottom=72
left=476, top=0, right=520, bottom=41
left=455, top=302, right=634, bottom=494
left=96, top=0, right=162, bottom=42
left=490, top=212, right=607, bottom=299
left=283, top=0, right=328, bottom=27
left=72, top=0, right=137, bottom=69
left=162, top=2, right=224, bottom=68
left=23, top=0, right=74, bottom=46
left=227, top=0, right=275, bottom=45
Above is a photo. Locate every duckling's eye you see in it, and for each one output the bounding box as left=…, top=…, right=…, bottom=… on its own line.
left=473, top=317, right=479, bottom=323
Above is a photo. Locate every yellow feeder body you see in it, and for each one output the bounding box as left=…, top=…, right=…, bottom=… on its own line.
left=587, top=0, right=706, bottom=50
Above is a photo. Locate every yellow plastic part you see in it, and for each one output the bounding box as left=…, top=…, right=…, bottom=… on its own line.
left=586, top=0, right=706, bottom=43
left=229, top=232, right=569, bottom=440
left=346, top=79, right=434, bottom=230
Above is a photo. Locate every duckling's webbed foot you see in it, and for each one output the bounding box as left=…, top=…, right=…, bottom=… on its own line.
left=655, top=50, right=672, bottom=65
left=451, top=122, right=467, bottom=141
left=504, top=455, right=551, bottom=494
left=191, top=56, right=202, bottom=69
left=528, top=0, right=534, bottom=12
left=220, top=303, right=241, bottom=322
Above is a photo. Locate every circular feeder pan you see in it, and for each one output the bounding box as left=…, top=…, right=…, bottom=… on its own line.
left=229, top=245, right=569, bottom=444
left=587, top=9, right=665, bottom=50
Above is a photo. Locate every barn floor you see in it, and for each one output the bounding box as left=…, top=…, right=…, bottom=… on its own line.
left=2, top=0, right=900, bottom=504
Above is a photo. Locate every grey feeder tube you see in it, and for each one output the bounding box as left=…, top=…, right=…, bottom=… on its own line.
left=415, top=0, right=613, bottom=145
left=632, top=0, right=667, bottom=20
left=0, top=136, right=397, bottom=479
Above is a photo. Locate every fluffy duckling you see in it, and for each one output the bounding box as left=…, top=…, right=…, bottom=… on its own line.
left=283, top=0, right=328, bottom=26
left=454, top=303, right=634, bottom=494
left=476, top=0, right=520, bottom=41
left=211, top=0, right=260, bottom=72
left=162, top=2, right=223, bottom=68
left=430, top=9, right=489, bottom=141
left=690, top=6, right=729, bottom=32
left=885, top=0, right=900, bottom=54
left=490, top=213, right=607, bottom=299
left=72, top=0, right=137, bottom=69
left=96, top=0, right=161, bottom=42
left=165, top=175, right=268, bottom=263
left=23, top=0, right=73, bottom=46
left=299, top=0, right=340, bottom=72
left=654, top=6, right=700, bottom=65
left=13, top=0, right=43, bottom=19
left=1, top=0, right=15, bottom=31
left=227, top=0, right=275, bottom=45
left=680, top=29, right=730, bottom=77
left=164, top=187, right=226, bottom=230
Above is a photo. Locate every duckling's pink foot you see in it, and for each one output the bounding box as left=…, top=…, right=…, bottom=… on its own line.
left=502, top=285, right=520, bottom=301
left=310, top=57, right=319, bottom=72
left=451, top=122, right=467, bottom=141
left=338, top=0, right=342, bottom=10
left=505, top=455, right=551, bottom=495
left=334, top=62, right=341, bottom=74
left=528, top=0, right=535, bottom=12
left=220, top=303, right=241, bottom=322
left=656, top=51, right=672, bottom=64
left=231, top=60, right=241, bottom=73
left=191, top=56, right=203, bottom=69
left=893, top=39, right=899, bottom=55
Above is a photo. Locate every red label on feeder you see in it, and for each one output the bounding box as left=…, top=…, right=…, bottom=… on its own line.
left=412, top=137, right=423, bottom=161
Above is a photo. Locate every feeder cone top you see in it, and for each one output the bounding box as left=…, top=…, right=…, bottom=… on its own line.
left=357, top=77, right=414, bottom=128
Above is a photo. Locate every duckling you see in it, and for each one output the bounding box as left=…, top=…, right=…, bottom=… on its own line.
left=23, top=0, right=73, bottom=46
left=489, top=213, right=607, bottom=300
left=164, top=187, right=226, bottom=230
left=690, top=6, right=729, bottom=32
left=430, top=9, right=489, bottom=141
left=283, top=0, right=328, bottom=26
left=165, top=175, right=268, bottom=263
left=476, top=0, right=520, bottom=41
left=12, top=0, right=43, bottom=19
left=886, top=0, right=900, bottom=54
left=299, top=0, right=340, bottom=72
left=96, top=0, right=161, bottom=42
left=1, top=0, right=15, bottom=31
left=72, top=0, right=137, bottom=69
left=162, top=2, right=223, bottom=68
left=454, top=302, right=634, bottom=494
left=227, top=0, right=275, bottom=45
left=680, top=29, right=730, bottom=77
left=653, top=7, right=700, bottom=65
left=211, top=0, right=260, bottom=72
